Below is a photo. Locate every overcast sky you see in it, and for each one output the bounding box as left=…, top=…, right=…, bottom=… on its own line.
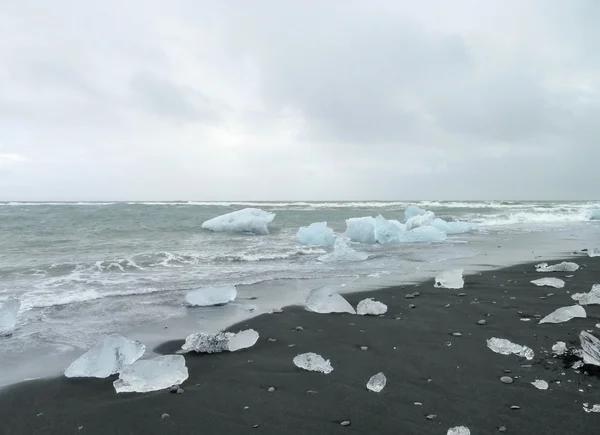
left=1, top=0, right=598, bottom=200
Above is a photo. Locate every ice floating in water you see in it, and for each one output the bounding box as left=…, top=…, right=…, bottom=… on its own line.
left=356, top=298, right=387, bottom=316
left=305, top=287, right=356, bottom=314
left=113, top=355, right=188, bottom=393
left=65, top=333, right=146, bottom=378
left=343, top=217, right=376, bottom=243
left=552, top=341, right=567, bottom=356
left=571, top=284, right=600, bottom=306
left=296, top=222, right=335, bottom=246
left=447, top=427, right=471, bottom=435
left=404, top=205, right=427, bottom=221
left=588, top=209, right=600, bottom=220
left=401, top=225, right=447, bottom=243
left=317, top=237, right=368, bottom=263
left=374, top=215, right=405, bottom=244
left=293, top=352, right=333, bottom=374
left=435, top=269, right=465, bottom=289
left=539, top=305, right=586, bottom=324
left=531, top=380, right=549, bottom=390
left=0, top=297, right=20, bottom=336
left=201, top=208, right=275, bottom=235
left=588, top=248, right=600, bottom=257
left=185, top=284, right=237, bottom=307
left=531, top=277, right=565, bottom=288
left=583, top=403, right=600, bottom=413
left=431, top=218, right=476, bottom=235
left=579, top=331, right=600, bottom=366
left=366, top=372, right=386, bottom=392
left=486, top=337, right=534, bottom=360
left=181, top=329, right=259, bottom=353
left=405, top=211, right=435, bottom=231
left=535, top=261, right=579, bottom=272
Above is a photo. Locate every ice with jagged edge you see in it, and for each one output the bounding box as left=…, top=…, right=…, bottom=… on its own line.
left=552, top=341, right=567, bottom=356
left=366, top=372, right=386, bottom=392
left=405, top=211, right=436, bottom=231
left=305, top=287, right=356, bottom=314
left=535, top=261, right=579, bottom=272
left=401, top=225, right=447, bottom=243
left=356, top=298, right=387, bottom=316
left=404, top=205, right=427, bottom=221
left=589, top=248, right=600, bottom=257
left=65, top=333, right=146, bottom=378
left=344, top=217, right=376, bottom=243
left=296, top=221, right=335, bottom=246
left=571, top=284, right=600, bottom=306
left=539, top=305, right=586, bottom=324
left=374, top=215, right=406, bottom=244
left=317, top=237, right=368, bottom=263
left=434, top=269, right=464, bottom=289
left=447, top=427, right=471, bottom=435
left=0, top=297, right=20, bottom=336
left=531, top=379, right=549, bottom=390
left=113, top=355, right=188, bottom=393
left=431, top=218, right=476, bottom=235
left=486, top=337, right=534, bottom=360
left=583, top=403, right=600, bottom=413
left=201, top=208, right=276, bottom=235
left=580, top=331, right=600, bottom=366
left=531, top=277, right=565, bottom=288
left=293, top=352, right=333, bottom=374
left=181, top=329, right=259, bottom=353
left=185, top=284, right=237, bottom=307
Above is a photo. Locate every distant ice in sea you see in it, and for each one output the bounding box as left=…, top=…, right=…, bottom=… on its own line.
left=430, top=218, right=476, bottom=234
left=113, top=355, right=188, bottom=394
left=0, top=297, right=20, bottom=336
left=201, top=208, right=275, bottom=235
left=296, top=222, right=335, bottom=246
left=185, top=285, right=237, bottom=307
left=589, top=209, right=600, bottom=220
left=404, top=205, right=427, bottom=221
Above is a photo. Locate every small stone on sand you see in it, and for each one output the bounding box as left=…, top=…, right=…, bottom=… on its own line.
left=340, top=421, right=351, bottom=426
left=295, top=326, right=304, bottom=331
left=477, top=320, right=487, bottom=325
left=500, top=376, right=514, bottom=384
left=360, top=346, right=368, bottom=351
left=176, top=388, right=184, bottom=394
left=510, top=406, right=520, bottom=410
left=161, top=413, right=170, bottom=419
left=267, top=387, right=275, bottom=392
left=452, top=332, right=462, bottom=337
left=406, top=294, right=415, bottom=299
left=409, top=304, right=416, bottom=308
left=498, top=426, right=507, bottom=432
left=458, top=293, right=466, bottom=297
left=426, top=414, right=437, bottom=420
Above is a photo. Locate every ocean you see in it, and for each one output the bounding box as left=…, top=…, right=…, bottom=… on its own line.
left=1, top=200, right=599, bottom=385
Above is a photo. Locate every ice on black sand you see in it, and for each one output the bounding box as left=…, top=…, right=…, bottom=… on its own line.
left=0, top=297, right=20, bottom=336
left=366, top=372, right=386, bottom=392
left=434, top=269, right=464, bottom=289
left=487, top=338, right=534, bottom=360
left=181, top=329, right=259, bottom=353
left=539, top=305, right=586, bottom=324
left=447, top=427, right=470, bottom=435
left=535, top=261, right=579, bottom=272
left=293, top=352, right=333, bottom=374
left=356, top=298, right=387, bottom=316
left=114, top=355, right=189, bottom=393
left=579, top=331, right=600, bottom=366
left=185, top=284, right=237, bottom=307
left=571, top=284, right=600, bottom=306
left=530, top=277, right=565, bottom=288
left=305, top=287, right=356, bottom=314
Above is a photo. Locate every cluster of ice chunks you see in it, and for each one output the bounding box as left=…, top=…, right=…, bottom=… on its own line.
left=539, top=305, right=586, bottom=324
left=201, top=208, right=276, bottom=235
left=0, top=297, right=20, bottom=336
left=293, top=352, right=333, bottom=374
left=579, top=331, right=600, bottom=366
left=374, top=215, right=405, bottom=244
left=181, top=329, right=259, bottom=353
left=317, top=237, right=368, bottom=263
left=185, top=284, right=237, bottom=307
left=296, top=222, right=335, bottom=246
left=366, top=372, right=386, bottom=392
left=535, top=261, right=579, bottom=272
left=434, top=269, right=465, bottom=289
left=305, top=287, right=356, bottom=314
left=530, top=277, right=565, bottom=288
left=113, top=355, right=189, bottom=394
left=486, top=337, right=534, bottom=360
left=356, top=298, right=387, bottom=316
left=571, top=284, right=600, bottom=306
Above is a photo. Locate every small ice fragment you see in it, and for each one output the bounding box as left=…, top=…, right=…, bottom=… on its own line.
left=588, top=248, right=600, bottom=257
left=487, top=337, right=534, bottom=360
left=366, top=372, right=386, bottom=392
left=343, top=217, right=376, bottom=243
left=293, top=352, right=333, bottom=374
left=0, top=297, right=20, bottom=336
left=185, top=285, right=237, bottom=307
left=552, top=341, right=567, bottom=356
left=530, top=278, right=565, bottom=288
left=201, top=208, right=275, bottom=235
left=583, top=403, right=600, bottom=413
left=435, top=269, right=464, bottom=289
left=181, top=330, right=258, bottom=353
left=227, top=329, right=259, bottom=352
left=447, top=427, right=471, bottom=435
left=296, top=222, right=335, bottom=246
left=539, top=305, right=586, bottom=324
left=305, top=287, right=356, bottom=314
left=571, top=284, right=600, bottom=306
left=65, top=333, right=146, bottom=378
left=113, top=355, right=188, bottom=393
left=579, top=331, right=600, bottom=366
left=317, top=237, right=368, bottom=263
left=535, top=261, right=579, bottom=272
left=356, top=298, right=387, bottom=316
left=531, top=380, right=548, bottom=390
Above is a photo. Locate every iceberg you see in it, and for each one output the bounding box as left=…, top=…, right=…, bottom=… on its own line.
left=530, top=277, right=565, bottom=288
left=571, top=284, right=600, bottom=306
left=405, top=211, right=436, bottom=231
left=539, top=305, right=586, bottom=324
left=447, top=427, right=471, bottom=435
left=579, top=331, right=600, bottom=366
left=431, top=218, right=476, bottom=235
left=552, top=341, right=567, bottom=356
left=296, top=222, right=335, bottom=246
left=343, top=217, right=376, bottom=243
left=181, top=329, right=259, bottom=353
left=366, top=372, right=386, bottom=392
left=588, top=209, right=600, bottom=220
left=486, top=337, right=534, bottom=360
left=589, top=248, right=600, bottom=257
left=305, top=287, right=356, bottom=314
left=201, top=208, right=275, bottom=235
left=317, top=237, right=368, bottom=263
left=65, top=333, right=146, bottom=378
left=434, top=269, right=464, bottom=289
left=374, top=215, right=405, bottom=244
left=113, top=355, right=188, bottom=394
left=356, top=298, right=387, bottom=315
left=293, top=352, right=333, bottom=374
left=0, top=297, right=20, bottom=336
left=535, top=261, right=579, bottom=272
left=185, top=284, right=237, bottom=307
left=404, top=205, right=427, bottom=221
left=401, top=226, right=447, bottom=243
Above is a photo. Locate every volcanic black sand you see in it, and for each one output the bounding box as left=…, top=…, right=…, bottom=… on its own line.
left=1, top=255, right=599, bottom=434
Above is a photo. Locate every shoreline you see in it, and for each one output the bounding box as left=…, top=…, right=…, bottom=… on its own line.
left=1, top=256, right=599, bottom=434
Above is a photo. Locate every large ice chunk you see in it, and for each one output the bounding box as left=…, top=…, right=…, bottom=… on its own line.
left=343, top=217, right=376, bottom=243
left=64, top=333, right=146, bottom=378
left=185, top=284, right=237, bottom=307
left=434, top=269, right=464, bottom=289
left=401, top=226, right=447, bottom=243
left=113, top=355, right=188, bottom=393
left=366, top=372, right=386, bottom=392
left=486, top=337, right=534, bottom=360
left=201, top=208, right=275, bottom=235
left=0, top=297, right=20, bottom=336
left=539, top=305, right=586, bottom=324
left=530, top=277, right=565, bottom=288
left=317, top=237, right=368, bottom=263
left=431, top=218, right=476, bottom=235
left=356, top=298, right=387, bottom=315
left=571, top=284, right=600, bottom=306
left=535, top=261, right=579, bottom=272
left=405, top=211, right=436, bottom=231
left=404, top=205, right=427, bottom=221
left=305, top=287, right=356, bottom=314
left=579, top=331, right=600, bottom=366
left=447, top=427, right=471, bottom=435
left=227, top=329, right=260, bottom=352
left=588, top=248, right=600, bottom=257
left=293, top=352, right=333, bottom=374
left=181, top=329, right=259, bottom=353
left=296, top=222, right=335, bottom=246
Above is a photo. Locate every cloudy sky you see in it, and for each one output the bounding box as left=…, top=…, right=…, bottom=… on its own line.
left=1, top=0, right=598, bottom=200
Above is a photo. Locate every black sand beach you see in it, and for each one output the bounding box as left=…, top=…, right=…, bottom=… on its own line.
left=1, top=256, right=599, bottom=435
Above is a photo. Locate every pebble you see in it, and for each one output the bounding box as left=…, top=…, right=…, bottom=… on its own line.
left=395, top=317, right=401, bottom=320
left=444, top=304, right=451, bottom=308
left=253, top=424, right=260, bottom=429
left=272, top=308, right=283, bottom=313
left=360, top=346, right=368, bottom=351
left=295, top=326, right=304, bottom=331
left=340, top=421, right=351, bottom=426
left=426, top=414, right=437, bottom=420
left=267, top=387, right=276, bottom=392
left=176, top=388, right=185, bottom=394
left=521, top=364, right=532, bottom=368
left=498, top=426, right=507, bottom=432
left=458, top=293, right=466, bottom=297
left=288, top=344, right=295, bottom=347
left=510, top=405, right=520, bottom=410
left=452, top=332, right=462, bottom=337
left=477, top=320, right=487, bottom=325
left=268, top=338, right=276, bottom=342
left=409, top=304, right=416, bottom=309
left=169, top=385, right=179, bottom=393
left=504, top=369, right=511, bottom=373
left=414, top=402, right=423, bottom=406
left=307, top=390, right=318, bottom=394
left=406, top=293, right=415, bottom=299
left=413, top=292, right=420, bottom=297
left=547, top=293, right=554, bottom=297
left=244, top=406, right=250, bottom=410
left=161, top=413, right=170, bottom=419
left=500, top=376, right=514, bottom=384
